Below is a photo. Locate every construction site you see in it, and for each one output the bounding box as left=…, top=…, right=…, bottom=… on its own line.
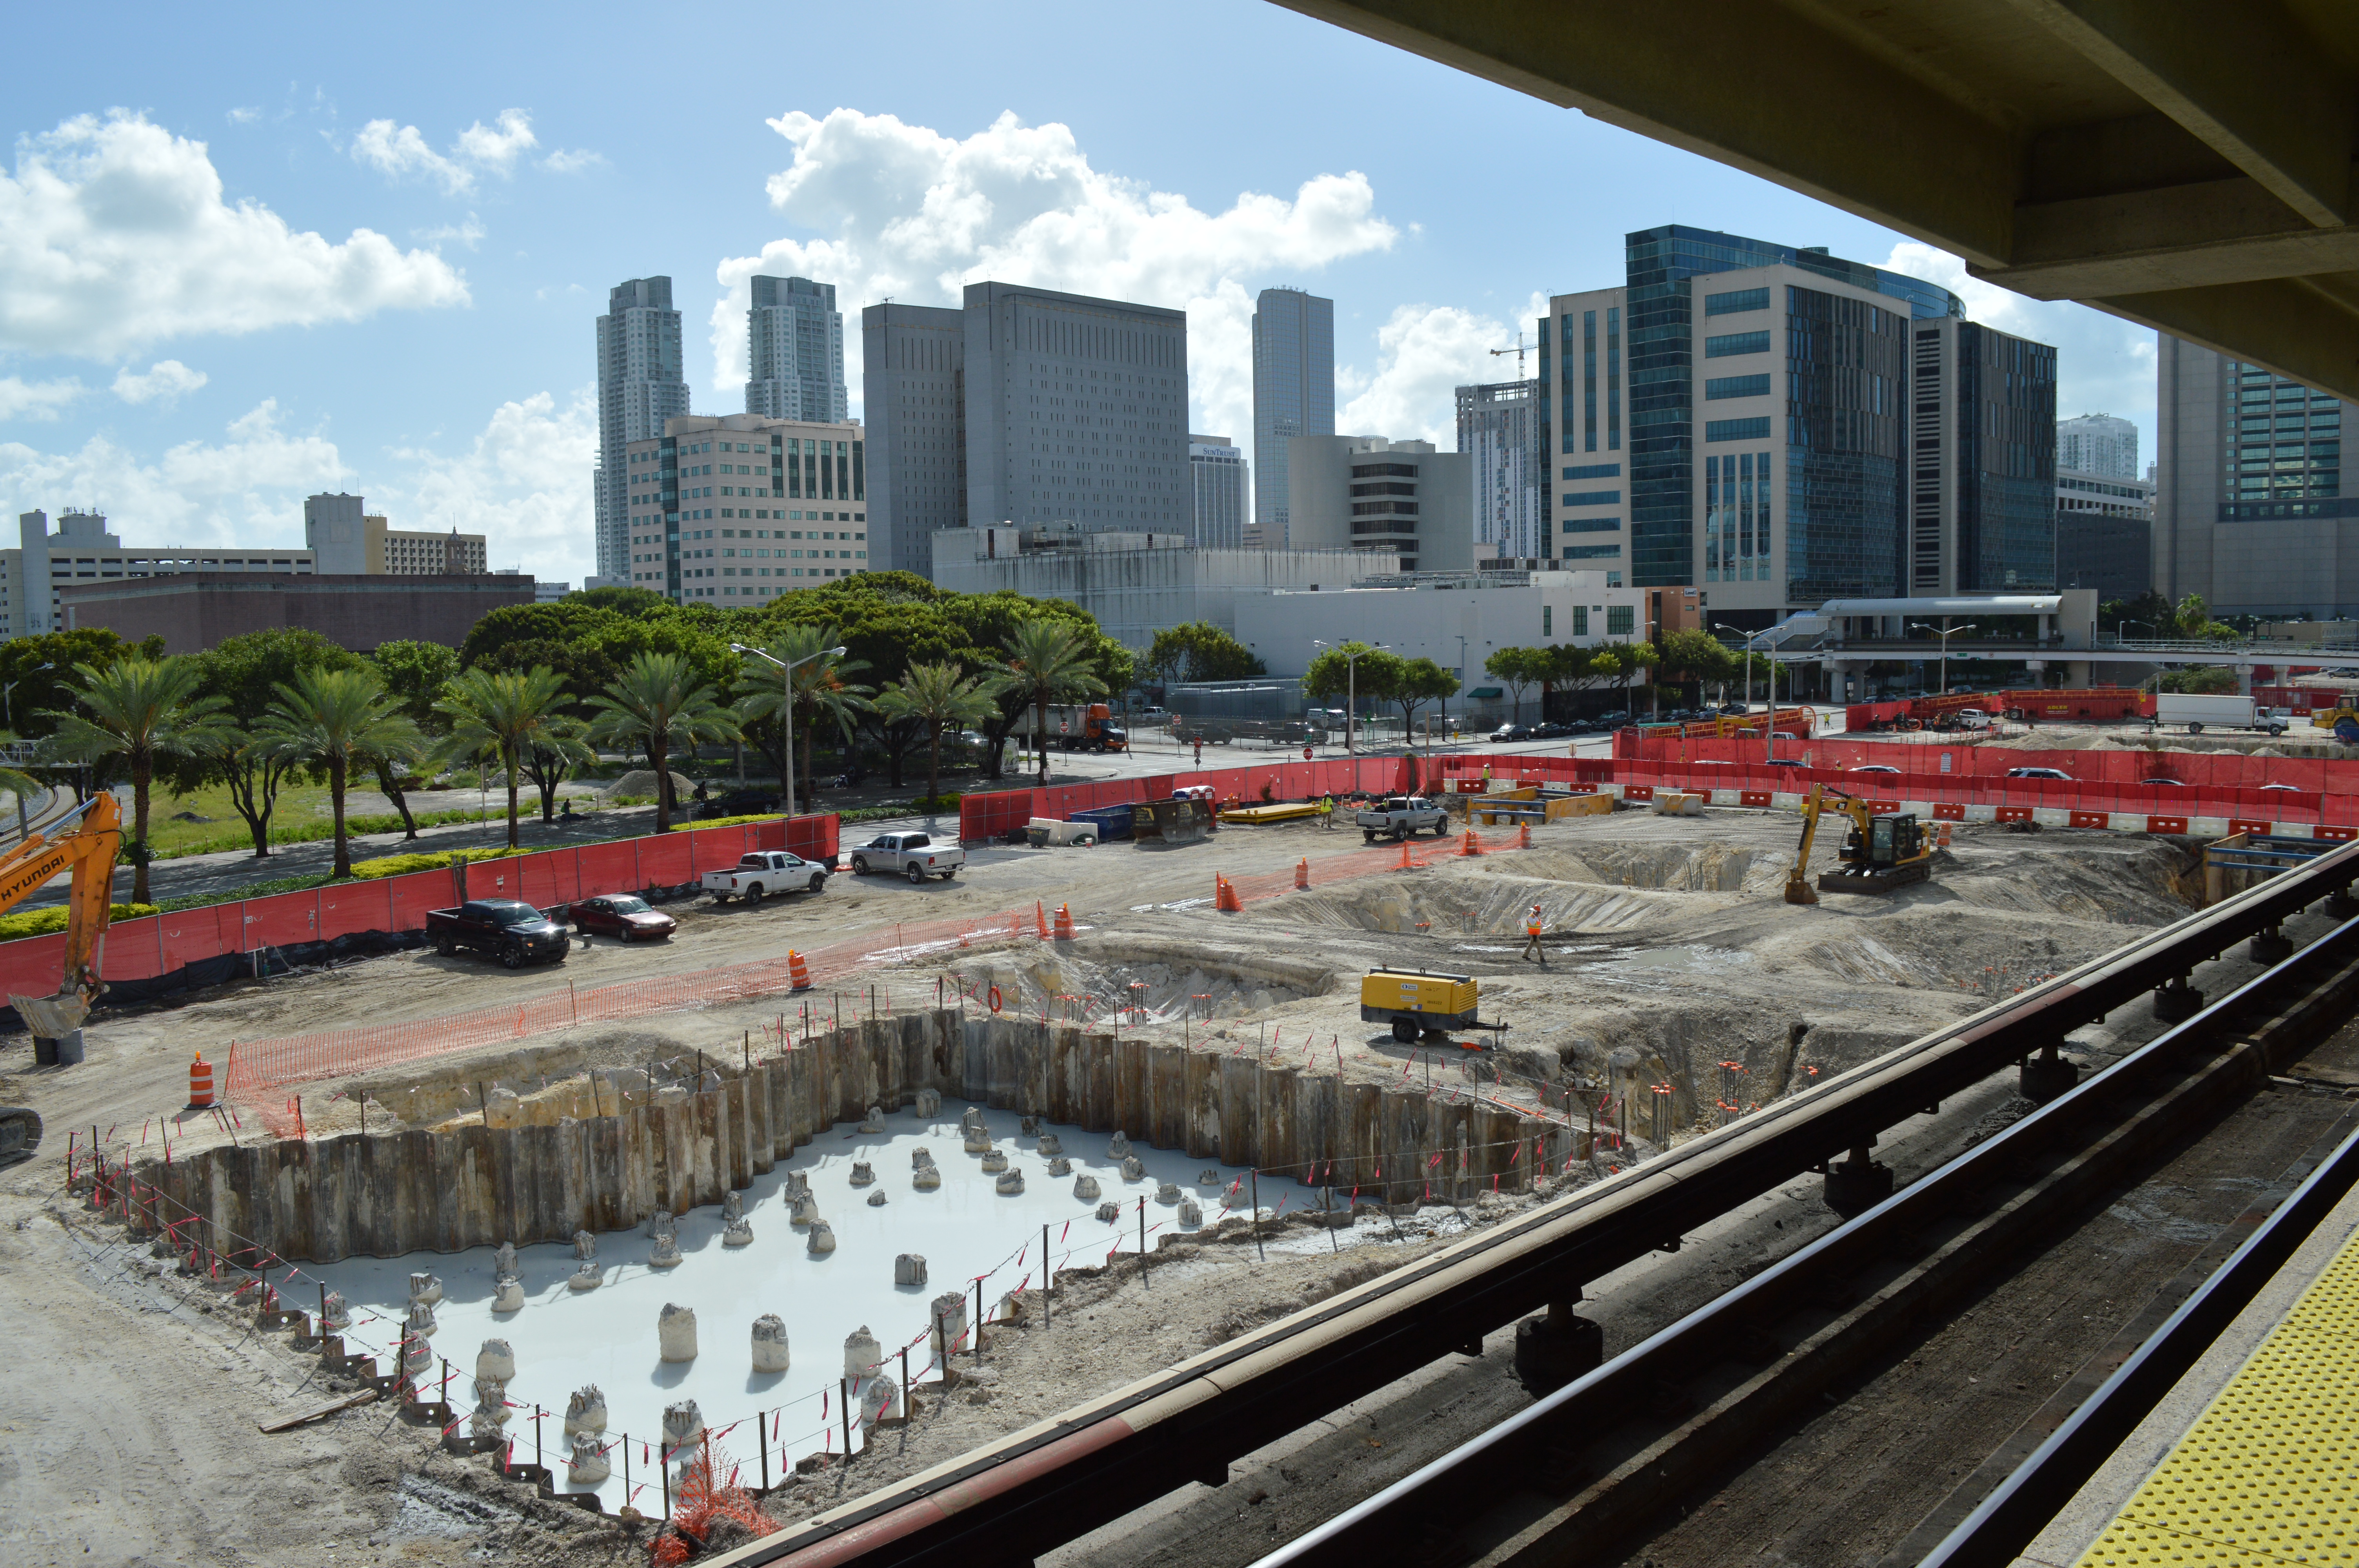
left=10, top=728, right=2359, bottom=1568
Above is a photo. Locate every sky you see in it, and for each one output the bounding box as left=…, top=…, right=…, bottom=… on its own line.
left=0, top=0, right=2159, bottom=590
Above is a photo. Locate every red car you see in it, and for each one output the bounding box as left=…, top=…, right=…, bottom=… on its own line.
left=565, top=894, right=676, bottom=942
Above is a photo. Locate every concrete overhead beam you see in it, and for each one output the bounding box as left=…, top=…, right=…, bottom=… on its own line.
left=2091, top=276, right=2359, bottom=402
left=2001, top=0, right=2358, bottom=229
left=1270, top=0, right=2018, bottom=267
left=1979, top=176, right=2359, bottom=296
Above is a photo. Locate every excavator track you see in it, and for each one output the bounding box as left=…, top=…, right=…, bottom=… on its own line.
left=0, top=1106, right=43, bottom=1168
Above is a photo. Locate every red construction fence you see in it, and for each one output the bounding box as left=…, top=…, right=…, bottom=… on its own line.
left=0, top=813, right=839, bottom=1005
left=958, top=756, right=1431, bottom=845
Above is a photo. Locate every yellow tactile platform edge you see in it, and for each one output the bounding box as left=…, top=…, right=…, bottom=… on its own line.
left=2074, top=1222, right=2359, bottom=1566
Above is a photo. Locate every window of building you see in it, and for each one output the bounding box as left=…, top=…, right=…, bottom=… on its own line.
left=1705, top=374, right=1772, bottom=401
left=1606, top=603, right=1636, bottom=633
left=1705, top=331, right=1771, bottom=358
left=1565, top=544, right=1624, bottom=561
left=1561, top=463, right=1620, bottom=480
left=1570, top=605, right=1588, bottom=636
left=1704, top=287, right=1770, bottom=316
left=1705, top=417, right=1772, bottom=442
left=1542, top=606, right=1552, bottom=638
left=1563, top=517, right=1621, bottom=533
left=1561, top=490, right=1621, bottom=507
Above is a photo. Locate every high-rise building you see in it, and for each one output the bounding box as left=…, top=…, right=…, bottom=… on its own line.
left=961, top=281, right=1190, bottom=535
left=1189, top=434, right=1248, bottom=550
left=2055, top=467, right=2154, bottom=599
left=595, top=278, right=690, bottom=584
left=1535, top=225, right=2050, bottom=626
left=2056, top=412, right=2139, bottom=480
left=746, top=276, right=847, bottom=424
left=1455, top=380, right=1542, bottom=562
left=618, top=412, right=867, bottom=605
left=1252, top=288, right=1334, bottom=548
left=861, top=303, right=967, bottom=577
left=1287, top=435, right=1475, bottom=574
left=2154, top=338, right=2359, bottom=616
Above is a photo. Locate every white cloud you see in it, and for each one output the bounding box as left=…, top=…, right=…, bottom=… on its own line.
left=415, top=214, right=486, bottom=251
left=111, top=359, right=207, bottom=406
left=353, top=109, right=539, bottom=196
left=0, top=388, right=593, bottom=586
left=0, top=111, right=467, bottom=359
left=0, top=399, right=349, bottom=544
left=541, top=148, right=605, bottom=175
left=0, top=376, right=85, bottom=422
left=1884, top=243, right=2159, bottom=457
left=379, top=387, right=597, bottom=586
left=1337, top=293, right=1547, bottom=446
left=714, top=108, right=1399, bottom=441
left=226, top=106, right=260, bottom=125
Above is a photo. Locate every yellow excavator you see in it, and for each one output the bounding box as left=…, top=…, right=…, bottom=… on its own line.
left=0, top=791, right=124, bottom=1165
left=1784, top=782, right=1934, bottom=904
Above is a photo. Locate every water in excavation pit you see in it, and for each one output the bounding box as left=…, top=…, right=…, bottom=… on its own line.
left=305, top=1102, right=1254, bottom=1508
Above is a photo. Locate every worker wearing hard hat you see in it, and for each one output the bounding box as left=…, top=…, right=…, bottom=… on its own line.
left=1521, top=902, right=1547, bottom=966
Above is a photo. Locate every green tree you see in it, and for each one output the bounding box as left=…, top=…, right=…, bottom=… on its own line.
left=1657, top=627, right=1735, bottom=702
left=1000, top=618, right=1109, bottom=784
left=0, top=629, right=152, bottom=742
left=1394, top=657, right=1460, bottom=741
left=2155, top=665, right=2239, bottom=694
left=1541, top=643, right=1594, bottom=711
left=1616, top=641, right=1663, bottom=713
left=582, top=652, right=742, bottom=833
left=434, top=666, right=579, bottom=849
left=732, top=626, right=872, bottom=806
left=176, top=628, right=361, bottom=858
left=873, top=661, right=1006, bottom=806
left=2174, top=593, right=2212, bottom=638
left=1584, top=646, right=1623, bottom=704
left=1485, top=647, right=1543, bottom=723
left=43, top=656, right=234, bottom=903
left=254, top=666, right=422, bottom=878
left=1146, top=621, right=1266, bottom=684
left=519, top=717, right=599, bottom=823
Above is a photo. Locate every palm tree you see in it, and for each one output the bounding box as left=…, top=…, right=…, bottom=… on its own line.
left=873, top=662, right=1005, bottom=808
left=253, top=666, right=422, bottom=878
left=731, top=627, right=870, bottom=806
left=582, top=652, right=740, bottom=833
left=1000, top=618, right=1107, bottom=785
left=434, top=666, right=577, bottom=849
left=42, top=658, right=234, bottom=902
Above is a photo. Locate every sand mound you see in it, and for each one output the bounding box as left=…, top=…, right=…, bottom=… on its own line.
left=605, top=769, right=695, bottom=800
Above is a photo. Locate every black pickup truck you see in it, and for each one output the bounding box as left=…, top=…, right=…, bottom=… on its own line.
left=425, top=899, right=572, bottom=968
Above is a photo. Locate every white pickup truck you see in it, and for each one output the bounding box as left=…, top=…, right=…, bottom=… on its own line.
left=700, top=850, right=829, bottom=904
left=847, top=831, right=967, bottom=882
left=1355, top=795, right=1452, bottom=842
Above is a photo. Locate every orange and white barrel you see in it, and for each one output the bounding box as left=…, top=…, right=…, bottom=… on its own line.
left=187, top=1051, right=216, bottom=1109
left=787, top=950, right=813, bottom=992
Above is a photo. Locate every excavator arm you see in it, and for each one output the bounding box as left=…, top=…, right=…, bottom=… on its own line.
left=0, top=791, right=122, bottom=1036
left=1786, top=785, right=1826, bottom=906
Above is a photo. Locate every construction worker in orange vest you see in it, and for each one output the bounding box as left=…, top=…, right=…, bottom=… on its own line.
left=1521, top=902, right=1547, bottom=966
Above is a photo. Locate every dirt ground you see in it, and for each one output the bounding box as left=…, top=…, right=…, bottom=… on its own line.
left=0, top=797, right=2214, bottom=1566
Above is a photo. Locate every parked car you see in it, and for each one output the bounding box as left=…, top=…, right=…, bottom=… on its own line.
left=565, top=893, right=677, bottom=942
left=1491, top=723, right=1532, bottom=742
left=1355, top=796, right=1452, bottom=842
left=2137, top=777, right=2188, bottom=787
left=2006, top=766, right=2075, bottom=780
left=2257, top=782, right=2302, bottom=792
left=426, top=900, right=572, bottom=969
left=1532, top=720, right=1570, bottom=738
left=700, top=850, right=829, bottom=904
left=691, top=788, right=776, bottom=821
left=1849, top=764, right=1902, bottom=775
left=847, top=831, right=966, bottom=882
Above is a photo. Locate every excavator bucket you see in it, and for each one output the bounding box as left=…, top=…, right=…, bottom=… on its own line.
left=9, top=991, right=89, bottom=1040
left=1784, top=873, right=1820, bottom=906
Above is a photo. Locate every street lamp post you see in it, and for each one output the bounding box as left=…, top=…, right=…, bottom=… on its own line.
left=1313, top=641, right=1387, bottom=755
left=731, top=643, right=848, bottom=820
left=1907, top=622, right=1979, bottom=703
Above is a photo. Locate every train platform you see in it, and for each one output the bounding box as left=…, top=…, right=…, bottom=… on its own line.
left=2012, top=1177, right=2359, bottom=1567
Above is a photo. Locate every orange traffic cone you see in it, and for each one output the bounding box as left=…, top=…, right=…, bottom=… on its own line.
left=1036, top=900, right=1050, bottom=940
left=788, top=950, right=813, bottom=991
left=1294, top=858, right=1310, bottom=890
left=1518, top=822, right=1533, bottom=849
left=1396, top=840, right=1423, bottom=871
left=187, top=1051, right=215, bottom=1109
left=1457, top=829, right=1483, bottom=857
left=1053, top=903, right=1076, bottom=940
left=1216, top=875, right=1243, bottom=913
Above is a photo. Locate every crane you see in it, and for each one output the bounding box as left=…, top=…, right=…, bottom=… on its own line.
left=0, top=791, right=124, bottom=1164
left=1490, top=332, right=1532, bottom=375
left=1785, top=782, right=1934, bottom=903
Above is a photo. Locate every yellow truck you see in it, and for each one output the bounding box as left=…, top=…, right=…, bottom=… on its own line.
left=1360, top=968, right=1483, bottom=1043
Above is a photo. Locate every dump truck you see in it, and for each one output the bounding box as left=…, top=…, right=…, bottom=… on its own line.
left=1028, top=703, right=1128, bottom=753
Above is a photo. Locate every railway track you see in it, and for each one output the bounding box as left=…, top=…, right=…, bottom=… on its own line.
left=738, top=843, right=2359, bottom=1568
left=1247, top=891, right=2359, bottom=1568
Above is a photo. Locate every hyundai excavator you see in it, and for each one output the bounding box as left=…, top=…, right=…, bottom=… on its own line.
left=0, top=791, right=123, bottom=1166
left=1784, top=782, right=1934, bottom=904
